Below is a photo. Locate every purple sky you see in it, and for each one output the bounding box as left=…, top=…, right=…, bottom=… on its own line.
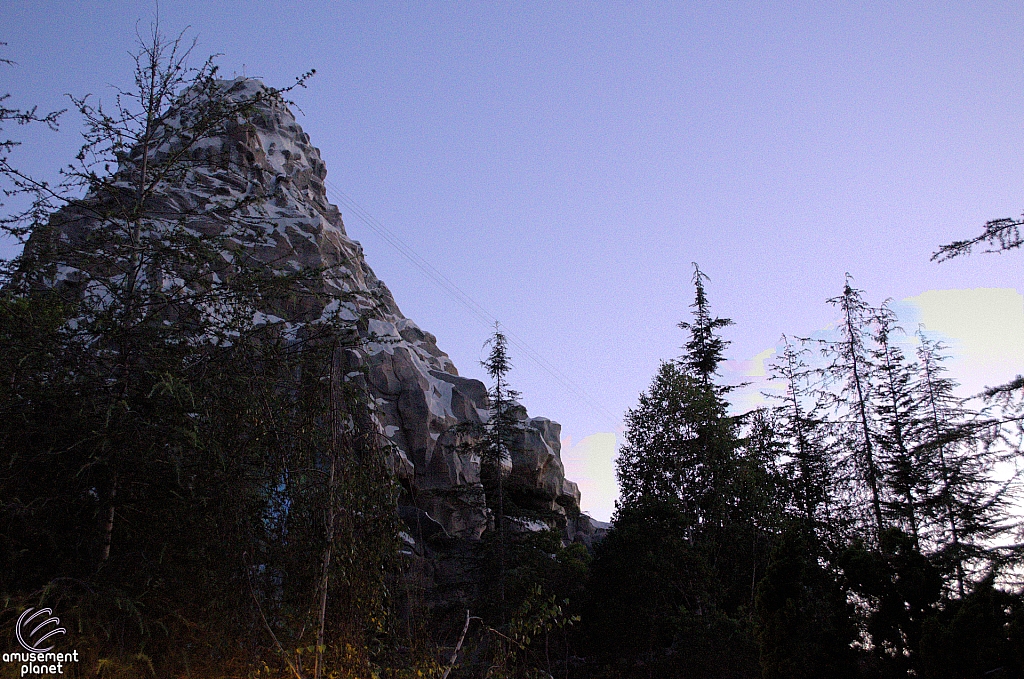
left=5, top=2, right=1023, bottom=519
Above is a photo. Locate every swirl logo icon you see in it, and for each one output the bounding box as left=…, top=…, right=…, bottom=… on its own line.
left=15, top=608, right=66, bottom=652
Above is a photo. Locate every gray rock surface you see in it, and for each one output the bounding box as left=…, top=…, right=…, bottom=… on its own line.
left=28, top=78, right=586, bottom=541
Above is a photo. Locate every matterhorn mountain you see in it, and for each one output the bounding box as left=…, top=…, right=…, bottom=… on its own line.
left=23, top=77, right=598, bottom=549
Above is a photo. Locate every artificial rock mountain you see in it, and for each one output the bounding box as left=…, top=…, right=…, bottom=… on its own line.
left=24, top=78, right=597, bottom=547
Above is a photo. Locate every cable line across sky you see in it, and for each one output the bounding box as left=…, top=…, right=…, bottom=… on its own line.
left=323, top=180, right=620, bottom=426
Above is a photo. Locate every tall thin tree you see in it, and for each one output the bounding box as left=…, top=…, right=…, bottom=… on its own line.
left=821, top=277, right=884, bottom=537
left=872, top=304, right=926, bottom=546
left=479, top=324, right=522, bottom=613
left=769, top=335, right=838, bottom=538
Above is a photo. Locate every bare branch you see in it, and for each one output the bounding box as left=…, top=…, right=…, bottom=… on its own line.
left=933, top=216, right=1024, bottom=262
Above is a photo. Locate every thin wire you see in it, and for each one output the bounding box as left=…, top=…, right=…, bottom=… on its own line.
left=325, top=181, right=617, bottom=423
left=323, top=180, right=619, bottom=425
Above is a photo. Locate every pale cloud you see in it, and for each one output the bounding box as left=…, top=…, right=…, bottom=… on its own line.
left=902, top=288, right=1024, bottom=396
left=730, top=347, right=776, bottom=378
left=725, top=347, right=778, bottom=413
left=561, top=432, right=618, bottom=522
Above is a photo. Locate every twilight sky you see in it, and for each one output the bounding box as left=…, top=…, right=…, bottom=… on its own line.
left=4, top=1, right=1023, bottom=520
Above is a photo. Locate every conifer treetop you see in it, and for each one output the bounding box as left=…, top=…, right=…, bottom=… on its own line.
left=677, top=263, right=734, bottom=389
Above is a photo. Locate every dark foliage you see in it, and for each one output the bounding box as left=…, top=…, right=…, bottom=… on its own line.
left=755, top=529, right=858, bottom=679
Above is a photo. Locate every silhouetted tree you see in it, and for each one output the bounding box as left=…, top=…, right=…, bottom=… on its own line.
left=915, top=332, right=1017, bottom=595
left=0, top=25, right=402, bottom=678
left=0, top=42, right=63, bottom=232
left=872, top=304, right=928, bottom=546
left=932, top=216, right=1023, bottom=262
left=819, top=276, right=885, bottom=538
left=755, top=529, right=858, bottom=679
left=769, top=335, right=844, bottom=544
left=616, top=264, right=741, bottom=533
left=593, top=265, right=768, bottom=678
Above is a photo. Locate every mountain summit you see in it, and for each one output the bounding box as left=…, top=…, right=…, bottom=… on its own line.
left=25, top=77, right=588, bottom=543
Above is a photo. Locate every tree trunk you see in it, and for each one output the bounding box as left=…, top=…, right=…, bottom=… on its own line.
left=844, top=302, right=884, bottom=536
left=315, top=345, right=341, bottom=679
left=100, top=473, right=118, bottom=562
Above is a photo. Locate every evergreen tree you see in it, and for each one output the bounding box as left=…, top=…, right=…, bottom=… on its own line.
left=592, top=265, right=769, bottom=678
left=477, top=324, right=522, bottom=616
left=872, top=304, right=928, bottom=546
left=678, top=263, right=735, bottom=390
left=0, top=26, right=401, bottom=677
left=840, top=528, right=943, bottom=677
left=932, top=210, right=1024, bottom=413
left=769, top=335, right=842, bottom=541
left=915, top=332, right=1015, bottom=595
left=754, top=529, right=858, bottom=679
left=918, top=576, right=1024, bottom=678
left=932, top=215, right=1023, bottom=261
left=585, top=499, right=760, bottom=679
left=820, top=276, right=885, bottom=538
left=481, top=325, right=521, bottom=535
left=616, top=264, right=740, bottom=533
left=758, top=338, right=860, bottom=678
left=452, top=327, right=589, bottom=678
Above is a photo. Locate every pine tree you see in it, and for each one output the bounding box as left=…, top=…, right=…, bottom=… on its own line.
left=593, top=265, right=771, bottom=677
left=468, top=324, right=524, bottom=620
left=679, top=263, right=735, bottom=391
left=820, top=276, right=885, bottom=538
left=480, top=325, right=522, bottom=533
left=932, top=210, right=1023, bottom=411
left=872, top=304, right=928, bottom=546
left=616, top=360, right=717, bottom=516
left=754, top=528, right=858, bottom=679
left=932, top=216, right=1023, bottom=261
left=0, top=25, right=403, bottom=677
left=616, top=264, right=740, bottom=533
left=756, top=338, right=860, bottom=679
left=915, top=332, right=1015, bottom=595
left=769, top=335, right=840, bottom=539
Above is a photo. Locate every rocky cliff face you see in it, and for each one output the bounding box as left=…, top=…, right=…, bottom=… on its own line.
left=30, top=78, right=583, bottom=543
